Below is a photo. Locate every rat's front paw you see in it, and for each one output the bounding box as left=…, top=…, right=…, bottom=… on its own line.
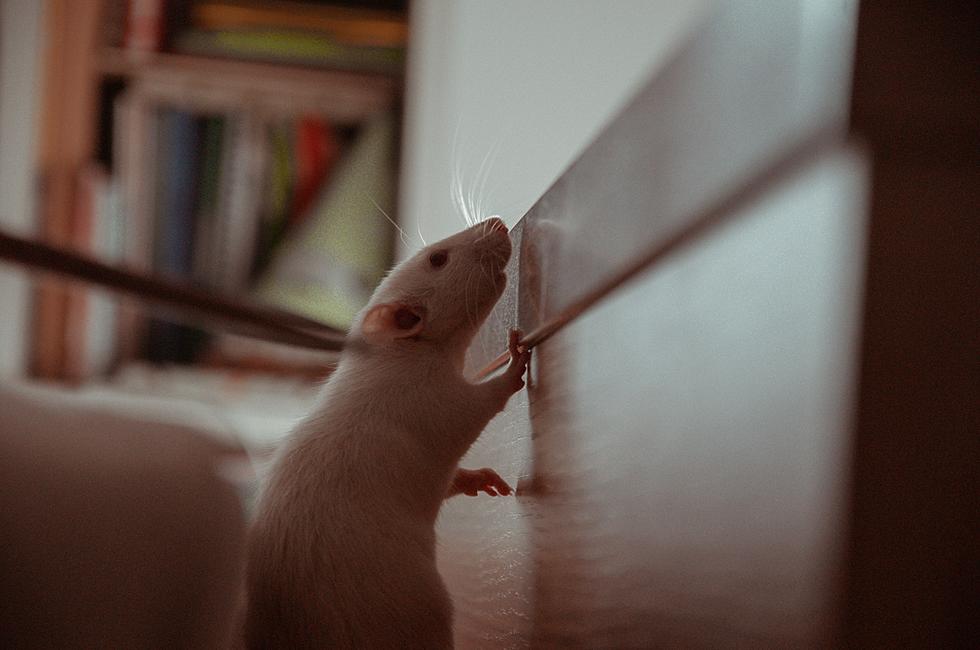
left=503, top=329, right=531, bottom=392
left=450, top=467, right=513, bottom=497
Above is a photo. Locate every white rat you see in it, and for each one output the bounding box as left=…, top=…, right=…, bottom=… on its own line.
left=244, top=217, right=530, bottom=649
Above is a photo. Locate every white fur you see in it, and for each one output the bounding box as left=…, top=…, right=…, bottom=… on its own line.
left=244, top=219, right=527, bottom=648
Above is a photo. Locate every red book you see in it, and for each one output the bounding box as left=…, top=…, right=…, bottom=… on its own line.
left=123, top=0, right=165, bottom=53
left=290, top=117, right=339, bottom=225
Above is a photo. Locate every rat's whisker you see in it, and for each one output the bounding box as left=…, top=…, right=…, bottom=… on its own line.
left=474, top=221, right=503, bottom=244
left=474, top=140, right=501, bottom=221
left=452, top=159, right=464, bottom=224
left=478, top=253, right=493, bottom=284
left=450, top=119, right=475, bottom=227
left=453, top=156, right=474, bottom=227
left=369, top=197, right=410, bottom=248
left=466, top=162, right=480, bottom=224
left=412, top=197, right=427, bottom=247
left=449, top=132, right=463, bottom=226
left=463, top=268, right=476, bottom=332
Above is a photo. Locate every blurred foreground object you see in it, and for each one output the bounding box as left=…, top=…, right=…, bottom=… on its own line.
left=0, top=382, right=247, bottom=647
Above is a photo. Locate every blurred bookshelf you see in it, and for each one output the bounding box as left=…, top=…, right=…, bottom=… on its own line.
left=32, top=0, right=407, bottom=383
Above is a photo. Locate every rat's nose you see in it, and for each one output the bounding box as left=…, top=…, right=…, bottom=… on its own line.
left=485, top=217, right=507, bottom=234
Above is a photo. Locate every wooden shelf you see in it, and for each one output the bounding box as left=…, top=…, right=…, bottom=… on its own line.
left=97, top=47, right=401, bottom=123
left=31, top=1, right=405, bottom=381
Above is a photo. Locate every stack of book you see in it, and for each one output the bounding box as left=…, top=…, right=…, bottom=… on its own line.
left=34, top=0, right=405, bottom=382
left=109, top=0, right=407, bottom=74
left=146, top=110, right=341, bottom=361
left=108, top=95, right=396, bottom=366
left=138, top=109, right=340, bottom=293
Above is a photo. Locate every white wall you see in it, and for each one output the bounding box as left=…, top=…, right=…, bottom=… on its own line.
left=0, top=0, right=44, bottom=376
left=398, top=3, right=707, bottom=646
left=398, top=0, right=707, bottom=257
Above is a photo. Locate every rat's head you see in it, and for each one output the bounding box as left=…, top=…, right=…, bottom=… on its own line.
left=352, top=217, right=511, bottom=352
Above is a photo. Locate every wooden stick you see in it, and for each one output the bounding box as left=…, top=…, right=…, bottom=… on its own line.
left=475, top=128, right=843, bottom=379
left=0, top=229, right=347, bottom=352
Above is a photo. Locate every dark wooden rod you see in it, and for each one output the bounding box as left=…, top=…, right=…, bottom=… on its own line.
left=2, top=127, right=837, bottom=364
left=0, top=229, right=348, bottom=352
left=476, top=128, right=844, bottom=379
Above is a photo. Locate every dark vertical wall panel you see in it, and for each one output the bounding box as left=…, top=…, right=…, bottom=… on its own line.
left=845, top=1, right=979, bottom=645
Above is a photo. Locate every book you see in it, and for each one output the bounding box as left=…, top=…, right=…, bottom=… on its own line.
left=114, top=89, right=154, bottom=270
left=255, top=111, right=396, bottom=329
left=214, top=112, right=267, bottom=292
left=253, top=118, right=295, bottom=278
left=123, top=0, right=166, bottom=53
left=192, top=115, right=227, bottom=287
left=120, top=0, right=194, bottom=53
left=173, top=28, right=404, bottom=74
left=113, top=88, right=157, bottom=366
left=82, top=175, right=126, bottom=377
left=61, top=165, right=126, bottom=380
left=291, top=116, right=339, bottom=226
left=152, top=108, right=202, bottom=280
left=106, top=55, right=399, bottom=125
left=145, top=107, right=205, bottom=363
left=190, top=1, right=409, bottom=48
left=252, top=116, right=340, bottom=278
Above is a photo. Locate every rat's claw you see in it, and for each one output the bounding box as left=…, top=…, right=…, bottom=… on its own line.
left=489, top=472, right=513, bottom=496
left=479, top=467, right=513, bottom=496
left=508, top=329, right=522, bottom=358
left=506, top=329, right=529, bottom=378
left=453, top=467, right=513, bottom=497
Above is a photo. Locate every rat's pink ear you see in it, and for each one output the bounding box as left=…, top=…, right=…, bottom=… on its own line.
left=360, top=303, right=425, bottom=342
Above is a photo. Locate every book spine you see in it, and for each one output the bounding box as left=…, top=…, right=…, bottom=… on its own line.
left=112, top=87, right=156, bottom=367
left=253, top=118, right=293, bottom=277
left=61, top=166, right=100, bottom=381
left=146, top=107, right=204, bottom=363
left=291, top=117, right=339, bottom=225
left=155, top=108, right=202, bottom=280
left=190, top=2, right=409, bottom=48
left=123, top=0, right=165, bottom=54
left=172, top=29, right=405, bottom=74
left=192, top=115, right=226, bottom=287
left=115, top=88, right=155, bottom=270
left=82, top=175, right=126, bottom=376
left=216, top=112, right=266, bottom=292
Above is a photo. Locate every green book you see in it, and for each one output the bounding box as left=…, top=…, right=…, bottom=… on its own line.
left=174, top=28, right=405, bottom=74
left=193, top=115, right=226, bottom=287
left=256, top=112, right=396, bottom=329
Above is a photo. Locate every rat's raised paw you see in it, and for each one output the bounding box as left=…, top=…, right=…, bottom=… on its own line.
left=450, top=467, right=513, bottom=497
left=503, top=329, right=531, bottom=392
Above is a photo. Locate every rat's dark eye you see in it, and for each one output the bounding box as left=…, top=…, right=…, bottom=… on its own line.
left=429, top=251, right=448, bottom=268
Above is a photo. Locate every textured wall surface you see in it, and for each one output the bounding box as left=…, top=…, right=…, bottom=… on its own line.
left=398, top=0, right=704, bottom=254
left=435, top=2, right=864, bottom=647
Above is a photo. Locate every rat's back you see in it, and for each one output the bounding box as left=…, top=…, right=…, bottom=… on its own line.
left=243, top=219, right=518, bottom=648
left=243, top=379, right=454, bottom=649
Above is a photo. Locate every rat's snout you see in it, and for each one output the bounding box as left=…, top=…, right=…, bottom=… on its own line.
left=472, top=217, right=511, bottom=267
left=485, top=217, right=507, bottom=235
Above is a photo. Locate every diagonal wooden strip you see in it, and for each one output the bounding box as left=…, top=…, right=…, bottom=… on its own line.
left=476, top=128, right=844, bottom=380
left=0, top=229, right=347, bottom=351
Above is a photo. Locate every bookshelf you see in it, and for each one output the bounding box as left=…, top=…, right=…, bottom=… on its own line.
left=32, top=0, right=407, bottom=382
